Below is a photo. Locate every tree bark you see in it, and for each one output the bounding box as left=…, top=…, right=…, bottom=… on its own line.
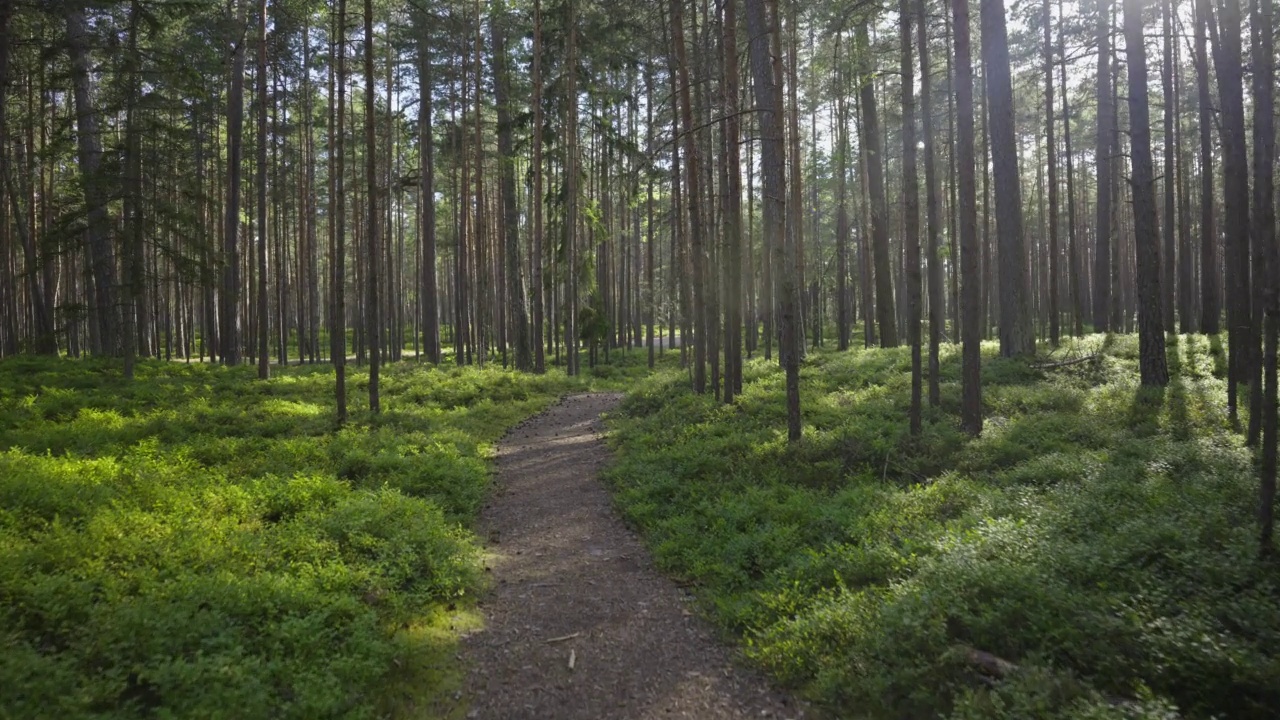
left=1160, top=0, right=1176, bottom=333
left=1044, top=0, right=1060, bottom=347
left=1193, top=0, right=1219, bottom=335
left=670, top=0, right=707, bottom=393
left=723, top=0, right=744, bottom=401
left=982, top=0, right=1034, bottom=357
left=491, top=5, right=531, bottom=371
left=1253, top=0, right=1277, bottom=554
left=415, top=12, right=440, bottom=365
left=953, top=0, right=983, bottom=434
left=334, top=0, right=348, bottom=422
left=1247, top=0, right=1273, bottom=445
left=857, top=21, right=898, bottom=348
left=257, top=0, right=270, bottom=380
left=1123, top=0, right=1169, bottom=386
left=918, top=0, right=943, bottom=408
left=902, top=0, right=922, bottom=434
left=1210, top=0, right=1252, bottom=423
left=746, top=0, right=800, bottom=441
left=1094, top=0, right=1114, bottom=332
left=66, top=4, right=119, bottom=356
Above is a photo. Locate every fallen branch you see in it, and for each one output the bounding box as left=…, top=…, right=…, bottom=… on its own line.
left=545, top=632, right=580, bottom=644
left=1031, top=354, right=1099, bottom=370
left=568, top=649, right=576, bottom=670
left=961, top=646, right=1019, bottom=679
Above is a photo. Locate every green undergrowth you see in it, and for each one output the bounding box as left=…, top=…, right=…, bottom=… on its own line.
left=0, top=351, right=650, bottom=720
left=605, top=333, right=1279, bottom=719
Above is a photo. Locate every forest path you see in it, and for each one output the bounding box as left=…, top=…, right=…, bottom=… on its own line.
left=460, top=393, right=803, bottom=720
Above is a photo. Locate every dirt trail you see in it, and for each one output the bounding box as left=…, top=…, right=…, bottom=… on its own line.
left=462, top=393, right=803, bottom=720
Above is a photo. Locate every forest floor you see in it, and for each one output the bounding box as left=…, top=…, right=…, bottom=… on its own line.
left=604, top=334, right=1280, bottom=719
left=458, top=393, right=803, bottom=720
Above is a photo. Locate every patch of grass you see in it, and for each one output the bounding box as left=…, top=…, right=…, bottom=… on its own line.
left=0, top=354, right=631, bottom=719
left=605, top=335, right=1279, bottom=719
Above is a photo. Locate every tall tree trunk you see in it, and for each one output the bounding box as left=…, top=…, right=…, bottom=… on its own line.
left=222, top=1, right=248, bottom=365
left=857, top=21, right=898, bottom=348
left=1123, top=0, right=1170, bottom=386
left=902, top=0, right=922, bottom=434
left=1247, top=0, right=1273, bottom=445
left=1195, top=0, right=1219, bottom=334
left=1174, top=0, right=1194, bottom=334
left=1060, top=0, right=1083, bottom=337
left=416, top=13, right=440, bottom=365
left=334, top=0, right=348, bottom=422
left=1044, top=0, right=1060, bottom=347
left=492, top=5, right=531, bottom=371
left=982, top=0, right=1034, bottom=357
left=66, top=4, right=119, bottom=356
left=1253, top=0, right=1277, bottom=552
left=918, top=0, right=943, bottom=408
left=670, top=0, right=707, bottom=393
left=723, top=0, right=744, bottom=400
left=305, top=12, right=320, bottom=363
left=835, top=33, right=852, bottom=353
left=565, top=0, right=580, bottom=376
left=257, top=0, right=270, bottom=379
left=532, top=0, right=546, bottom=373
left=746, top=0, right=800, bottom=441
left=365, top=0, right=379, bottom=411
left=123, top=1, right=145, bottom=376
left=1211, top=0, right=1252, bottom=423
left=953, top=0, right=983, bottom=435
left=1161, top=0, right=1176, bottom=333
left=1094, top=0, right=1114, bottom=332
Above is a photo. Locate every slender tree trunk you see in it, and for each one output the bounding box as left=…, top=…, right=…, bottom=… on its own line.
left=1123, top=0, right=1170, bottom=386
left=532, top=0, right=546, bottom=373
left=66, top=4, right=118, bottom=356
left=1044, top=0, right=1060, bottom=347
left=953, top=0, right=983, bottom=435
left=565, top=0, right=580, bottom=376
left=670, top=0, right=707, bottom=393
left=835, top=33, right=851, bottom=353
left=1060, top=0, right=1083, bottom=337
left=121, top=1, right=144, bottom=376
left=918, top=0, right=942, bottom=407
left=334, top=0, right=348, bottom=422
left=1196, top=0, right=1219, bottom=334
left=1247, top=0, right=1273, bottom=445
left=416, top=13, right=440, bottom=365
left=257, top=0, right=270, bottom=379
left=491, top=6, right=530, bottom=371
left=1175, top=8, right=1195, bottom=335
left=1094, top=0, right=1113, bottom=332
left=982, top=0, right=1034, bottom=356
left=1211, top=0, right=1252, bottom=424
left=901, top=0, right=922, bottom=434
left=365, top=0, right=379, bottom=411
left=1161, top=0, right=1176, bottom=333
left=857, top=21, right=898, bottom=348
left=723, top=0, right=743, bottom=400
left=1254, top=0, right=1278, bottom=553
left=746, top=0, right=800, bottom=441
left=221, top=1, right=248, bottom=364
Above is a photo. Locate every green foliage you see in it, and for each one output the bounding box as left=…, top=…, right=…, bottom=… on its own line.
left=0, top=357, right=585, bottom=719
left=605, top=335, right=1280, bottom=719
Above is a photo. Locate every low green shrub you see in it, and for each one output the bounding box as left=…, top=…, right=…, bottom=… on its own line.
left=606, top=335, right=1280, bottom=719
left=0, top=356, right=591, bottom=719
